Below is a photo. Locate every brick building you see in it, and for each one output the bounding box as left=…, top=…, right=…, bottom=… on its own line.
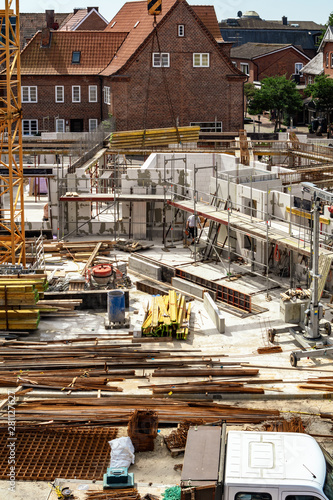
left=19, top=0, right=246, bottom=135
left=230, top=43, right=310, bottom=84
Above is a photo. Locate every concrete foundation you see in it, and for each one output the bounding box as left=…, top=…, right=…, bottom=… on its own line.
left=203, top=291, right=225, bottom=333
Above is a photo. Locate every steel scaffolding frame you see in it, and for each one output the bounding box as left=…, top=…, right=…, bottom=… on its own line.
left=0, top=0, right=26, bottom=265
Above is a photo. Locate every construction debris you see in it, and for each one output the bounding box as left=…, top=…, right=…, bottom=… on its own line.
left=115, top=239, right=154, bottom=253
left=85, top=489, right=141, bottom=499
left=257, top=346, right=283, bottom=354
left=280, top=288, right=311, bottom=302
left=164, top=420, right=205, bottom=456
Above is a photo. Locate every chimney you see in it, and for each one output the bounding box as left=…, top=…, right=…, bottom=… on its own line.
left=40, top=28, right=52, bottom=48
left=45, top=10, right=54, bottom=28
left=87, top=6, right=99, bottom=12
left=282, top=16, right=288, bottom=25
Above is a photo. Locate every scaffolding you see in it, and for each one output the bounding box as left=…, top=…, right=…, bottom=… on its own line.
left=0, top=0, right=26, bottom=265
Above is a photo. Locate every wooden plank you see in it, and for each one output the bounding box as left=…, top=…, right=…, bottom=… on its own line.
left=80, top=242, right=102, bottom=276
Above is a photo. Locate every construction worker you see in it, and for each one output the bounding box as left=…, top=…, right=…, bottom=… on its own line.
left=186, top=214, right=198, bottom=245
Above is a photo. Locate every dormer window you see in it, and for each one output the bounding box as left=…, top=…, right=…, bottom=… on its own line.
left=72, top=51, right=81, bottom=64
left=178, top=24, right=185, bottom=37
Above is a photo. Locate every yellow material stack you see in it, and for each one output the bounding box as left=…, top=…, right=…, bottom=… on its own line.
left=142, top=291, right=191, bottom=339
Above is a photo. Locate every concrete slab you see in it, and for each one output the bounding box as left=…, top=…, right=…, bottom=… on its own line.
left=128, top=255, right=162, bottom=281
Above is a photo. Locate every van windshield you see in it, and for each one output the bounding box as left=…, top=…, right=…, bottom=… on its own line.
left=324, top=453, right=333, bottom=500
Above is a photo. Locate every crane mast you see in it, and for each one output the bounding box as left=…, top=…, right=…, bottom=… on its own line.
left=0, top=0, right=26, bottom=265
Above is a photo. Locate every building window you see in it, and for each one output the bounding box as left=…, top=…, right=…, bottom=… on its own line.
left=22, top=119, right=38, bottom=136
left=326, top=52, right=329, bottom=67
left=22, top=86, right=37, bottom=103
left=89, top=85, right=97, bottom=102
left=178, top=24, right=185, bottom=37
left=307, top=75, right=313, bottom=85
left=152, top=53, right=170, bottom=67
left=295, top=62, right=303, bottom=75
left=193, top=53, right=209, bottom=67
left=55, top=86, right=64, bottom=103
left=72, top=51, right=81, bottom=64
left=103, top=86, right=110, bottom=105
left=55, top=119, right=65, bottom=133
left=72, top=86, right=81, bottom=103
left=190, top=121, right=222, bottom=132
left=240, top=63, right=249, bottom=75
left=232, top=61, right=237, bottom=67
left=89, top=119, right=98, bottom=132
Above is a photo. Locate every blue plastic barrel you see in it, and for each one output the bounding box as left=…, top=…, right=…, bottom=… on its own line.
left=107, top=290, right=125, bottom=322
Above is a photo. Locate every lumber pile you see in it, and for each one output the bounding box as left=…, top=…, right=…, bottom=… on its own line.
left=115, top=239, right=154, bottom=253
left=109, top=126, right=200, bottom=149
left=85, top=490, right=141, bottom=500
left=42, top=240, right=116, bottom=255
left=280, top=288, right=311, bottom=302
left=257, top=346, right=282, bottom=354
left=0, top=275, right=48, bottom=329
left=142, top=291, right=191, bottom=339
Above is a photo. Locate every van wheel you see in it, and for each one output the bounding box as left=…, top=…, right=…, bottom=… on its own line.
left=268, top=329, right=276, bottom=343
left=325, top=322, right=332, bottom=336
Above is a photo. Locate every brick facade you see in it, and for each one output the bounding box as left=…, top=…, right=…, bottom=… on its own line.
left=323, top=42, right=333, bottom=77
left=107, top=2, right=245, bottom=131
left=232, top=47, right=309, bottom=83
left=19, top=0, right=246, bottom=134
left=21, top=75, right=103, bottom=133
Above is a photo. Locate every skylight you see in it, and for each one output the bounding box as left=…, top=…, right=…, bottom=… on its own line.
left=72, top=51, right=81, bottom=64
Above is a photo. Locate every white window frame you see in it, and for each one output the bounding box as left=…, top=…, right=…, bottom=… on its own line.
left=72, top=85, right=81, bottom=103
left=55, top=119, right=65, bottom=133
left=152, top=52, right=170, bottom=67
left=89, top=85, right=97, bottom=103
left=190, top=121, right=222, bottom=132
left=240, top=62, right=249, bottom=75
left=89, top=119, right=98, bottom=132
left=307, top=75, right=313, bottom=85
left=193, top=53, right=209, bottom=67
left=22, top=119, right=38, bottom=136
left=295, top=62, right=303, bottom=75
left=103, top=86, right=110, bottom=105
left=178, top=24, right=185, bottom=37
left=326, top=52, right=329, bottom=67
left=22, top=86, right=37, bottom=103
left=55, top=86, right=64, bottom=103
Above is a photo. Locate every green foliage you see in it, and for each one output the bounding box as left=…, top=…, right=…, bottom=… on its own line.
left=244, top=82, right=256, bottom=100
left=316, top=12, right=333, bottom=47
left=162, top=486, right=181, bottom=500
left=248, top=76, right=303, bottom=131
left=305, top=74, right=333, bottom=113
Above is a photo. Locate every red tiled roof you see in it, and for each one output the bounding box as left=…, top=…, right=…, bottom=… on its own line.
left=103, top=0, right=177, bottom=75
left=192, top=5, right=223, bottom=41
left=59, top=9, right=89, bottom=31
left=20, top=31, right=128, bottom=75
left=102, top=0, right=226, bottom=76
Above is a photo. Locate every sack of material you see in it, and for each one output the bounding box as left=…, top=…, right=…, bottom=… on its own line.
left=109, top=436, right=135, bottom=468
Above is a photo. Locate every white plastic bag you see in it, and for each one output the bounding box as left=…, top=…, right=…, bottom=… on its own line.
left=109, top=436, right=135, bottom=468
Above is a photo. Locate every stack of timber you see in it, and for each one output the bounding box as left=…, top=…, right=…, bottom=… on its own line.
left=0, top=276, right=48, bottom=329
left=8, top=396, right=281, bottom=425
left=142, top=291, right=191, bottom=339
left=42, top=240, right=115, bottom=260
left=85, top=490, right=141, bottom=500
left=109, top=126, right=200, bottom=149
left=298, top=376, right=333, bottom=392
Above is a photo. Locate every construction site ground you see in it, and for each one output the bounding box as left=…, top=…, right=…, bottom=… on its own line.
left=1, top=238, right=333, bottom=500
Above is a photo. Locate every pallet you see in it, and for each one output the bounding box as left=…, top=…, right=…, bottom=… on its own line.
left=69, top=281, right=85, bottom=291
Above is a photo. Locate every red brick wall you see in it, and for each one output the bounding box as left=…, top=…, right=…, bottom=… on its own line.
left=76, top=12, right=107, bottom=31
left=21, top=75, right=104, bottom=133
left=324, top=42, right=333, bottom=77
left=109, top=2, right=245, bottom=132
left=256, top=48, right=309, bottom=80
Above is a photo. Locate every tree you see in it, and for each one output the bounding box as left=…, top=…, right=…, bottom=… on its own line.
left=317, top=12, right=333, bottom=47
left=244, top=82, right=256, bottom=117
left=305, top=75, right=333, bottom=137
left=248, top=76, right=303, bottom=132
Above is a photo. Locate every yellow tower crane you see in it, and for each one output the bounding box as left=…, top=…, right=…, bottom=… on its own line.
left=0, top=0, right=26, bottom=266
